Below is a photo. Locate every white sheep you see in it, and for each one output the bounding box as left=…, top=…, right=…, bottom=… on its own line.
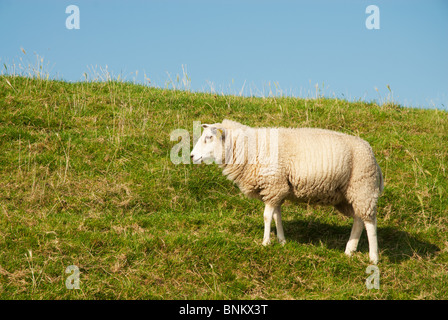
left=190, top=119, right=384, bottom=264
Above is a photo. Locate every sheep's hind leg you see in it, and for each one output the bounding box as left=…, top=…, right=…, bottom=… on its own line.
left=346, top=200, right=379, bottom=264
left=335, top=201, right=364, bottom=257
left=262, top=204, right=275, bottom=246
left=273, top=206, right=286, bottom=245
left=345, top=216, right=364, bottom=256
left=364, top=217, right=379, bottom=265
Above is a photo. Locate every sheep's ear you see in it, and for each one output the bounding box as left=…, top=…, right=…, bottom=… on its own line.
left=202, top=124, right=210, bottom=129
left=211, top=127, right=225, bottom=140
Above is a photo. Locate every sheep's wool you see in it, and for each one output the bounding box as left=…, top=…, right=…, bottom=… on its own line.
left=219, top=120, right=383, bottom=221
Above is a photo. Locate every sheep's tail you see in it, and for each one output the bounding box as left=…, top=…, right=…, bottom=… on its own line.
left=377, top=163, right=384, bottom=194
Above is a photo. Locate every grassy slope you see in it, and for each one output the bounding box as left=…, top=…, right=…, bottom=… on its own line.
left=0, top=75, right=447, bottom=299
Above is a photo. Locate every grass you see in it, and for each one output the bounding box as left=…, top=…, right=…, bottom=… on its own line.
left=0, top=74, right=447, bottom=299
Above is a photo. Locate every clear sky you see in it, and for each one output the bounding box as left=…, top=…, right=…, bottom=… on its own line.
left=1, top=0, right=447, bottom=109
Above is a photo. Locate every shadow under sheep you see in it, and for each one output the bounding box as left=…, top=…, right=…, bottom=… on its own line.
left=283, top=219, right=440, bottom=263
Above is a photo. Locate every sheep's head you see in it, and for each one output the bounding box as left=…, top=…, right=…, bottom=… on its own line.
left=190, top=124, right=225, bottom=164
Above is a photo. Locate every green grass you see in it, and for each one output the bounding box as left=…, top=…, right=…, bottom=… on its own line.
left=0, top=75, right=447, bottom=299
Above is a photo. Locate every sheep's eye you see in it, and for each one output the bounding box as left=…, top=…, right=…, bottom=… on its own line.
left=204, top=135, right=213, bottom=143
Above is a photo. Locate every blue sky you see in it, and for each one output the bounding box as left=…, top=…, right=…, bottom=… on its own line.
left=1, top=0, right=447, bottom=109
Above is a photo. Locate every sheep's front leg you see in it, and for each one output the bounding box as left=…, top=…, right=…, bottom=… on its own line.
left=262, top=204, right=275, bottom=246
left=273, top=206, right=286, bottom=245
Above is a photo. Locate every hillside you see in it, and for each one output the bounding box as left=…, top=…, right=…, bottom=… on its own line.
left=0, top=75, right=447, bottom=299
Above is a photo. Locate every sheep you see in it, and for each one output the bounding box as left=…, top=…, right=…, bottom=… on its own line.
left=190, top=119, right=384, bottom=264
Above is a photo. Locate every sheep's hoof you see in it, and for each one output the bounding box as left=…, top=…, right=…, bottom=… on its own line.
left=279, top=239, right=286, bottom=246
left=344, top=249, right=355, bottom=257
left=370, top=256, right=379, bottom=265
left=262, top=239, right=271, bottom=246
